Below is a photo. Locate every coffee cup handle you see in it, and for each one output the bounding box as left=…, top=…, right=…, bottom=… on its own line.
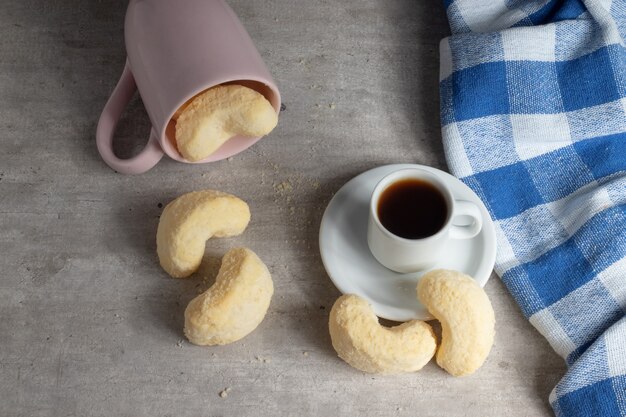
left=450, top=200, right=483, bottom=240
left=96, top=60, right=164, bottom=174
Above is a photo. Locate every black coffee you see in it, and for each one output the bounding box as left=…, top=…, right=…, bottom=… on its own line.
left=377, top=179, right=448, bottom=239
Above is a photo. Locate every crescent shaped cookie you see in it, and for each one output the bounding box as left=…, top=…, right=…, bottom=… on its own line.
left=329, top=294, right=437, bottom=374
left=156, top=190, right=250, bottom=278
left=417, top=269, right=495, bottom=376
left=184, top=247, right=273, bottom=345
left=175, top=85, right=278, bottom=161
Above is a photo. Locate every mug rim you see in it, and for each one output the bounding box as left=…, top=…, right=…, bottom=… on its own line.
left=369, top=167, right=455, bottom=244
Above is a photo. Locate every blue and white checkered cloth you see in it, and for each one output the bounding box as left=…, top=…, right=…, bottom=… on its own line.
left=439, top=0, right=626, bottom=415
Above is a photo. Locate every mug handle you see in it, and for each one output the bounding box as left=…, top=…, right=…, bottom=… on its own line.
left=96, top=59, right=164, bottom=174
left=450, top=200, right=483, bottom=239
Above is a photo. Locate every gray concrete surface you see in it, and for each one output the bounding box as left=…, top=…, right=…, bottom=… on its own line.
left=0, top=1, right=566, bottom=416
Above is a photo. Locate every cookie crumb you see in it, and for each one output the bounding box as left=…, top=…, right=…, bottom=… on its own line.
left=274, top=181, right=293, bottom=194
left=329, top=103, right=336, bottom=109
left=219, top=387, right=231, bottom=398
left=303, top=351, right=309, bottom=357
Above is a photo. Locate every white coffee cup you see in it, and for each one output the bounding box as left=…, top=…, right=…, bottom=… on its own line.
left=367, top=168, right=483, bottom=273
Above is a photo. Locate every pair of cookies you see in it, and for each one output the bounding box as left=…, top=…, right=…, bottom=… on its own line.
left=329, top=270, right=496, bottom=376
left=157, top=190, right=273, bottom=346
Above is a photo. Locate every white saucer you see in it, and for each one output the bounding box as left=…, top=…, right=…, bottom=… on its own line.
left=319, top=164, right=496, bottom=321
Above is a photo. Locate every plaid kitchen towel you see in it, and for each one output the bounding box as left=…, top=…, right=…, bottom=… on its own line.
left=439, top=0, right=626, bottom=415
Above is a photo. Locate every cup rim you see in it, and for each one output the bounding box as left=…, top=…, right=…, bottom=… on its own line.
left=370, top=167, right=455, bottom=244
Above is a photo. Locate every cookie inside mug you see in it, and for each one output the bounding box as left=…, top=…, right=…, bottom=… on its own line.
left=164, top=80, right=280, bottom=162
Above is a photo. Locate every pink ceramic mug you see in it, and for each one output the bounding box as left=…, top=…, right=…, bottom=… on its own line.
left=96, top=0, right=281, bottom=174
